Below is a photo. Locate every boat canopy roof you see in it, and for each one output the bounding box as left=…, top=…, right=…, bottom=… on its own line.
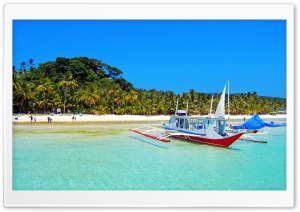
left=231, top=114, right=286, bottom=130
left=170, top=115, right=225, bottom=121
left=176, top=110, right=187, bottom=116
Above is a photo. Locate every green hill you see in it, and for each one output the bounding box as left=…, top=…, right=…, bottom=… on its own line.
left=13, top=57, right=286, bottom=115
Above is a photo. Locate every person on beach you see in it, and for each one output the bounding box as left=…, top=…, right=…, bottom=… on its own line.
left=244, top=117, right=246, bottom=122
left=30, top=115, right=33, bottom=122
left=34, top=116, right=37, bottom=122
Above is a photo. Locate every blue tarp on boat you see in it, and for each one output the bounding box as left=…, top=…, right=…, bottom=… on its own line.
left=231, top=114, right=286, bottom=130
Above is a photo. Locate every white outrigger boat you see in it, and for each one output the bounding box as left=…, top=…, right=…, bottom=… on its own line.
left=162, top=115, right=244, bottom=147
left=130, top=83, right=244, bottom=148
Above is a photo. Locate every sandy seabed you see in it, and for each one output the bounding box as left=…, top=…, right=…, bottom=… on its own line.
left=12, top=114, right=287, bottom=123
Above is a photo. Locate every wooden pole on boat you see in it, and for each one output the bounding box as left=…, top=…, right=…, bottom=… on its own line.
left=186, top=99, right=189, bottom=117
left=228, top=80, right=230, bottom=120
left=209, top=94, right=214, bottom=116
left=175, top=98, right=179, bottom=115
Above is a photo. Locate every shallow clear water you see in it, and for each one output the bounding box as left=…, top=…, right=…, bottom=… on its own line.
left=13, top=119, right=286, bottom=190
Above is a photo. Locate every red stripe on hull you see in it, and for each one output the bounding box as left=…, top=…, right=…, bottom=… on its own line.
left=170, top=132, right=244, bottom=147
left=129, top=129, right=170, bottom=142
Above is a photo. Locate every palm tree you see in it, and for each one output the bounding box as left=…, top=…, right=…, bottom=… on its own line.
left=114, top=91, right=125, bottom=108
left=114, top=106, right=125, bottom=115
left=107, top=83, right=121, bottom=114
left=50, top=91, right=63, bottom=113
left=15, top=80, right=34, bottom=114
left=35, top=78, right=54, bottom=113
left=97, top=105, right=108, bottom=115
left=58, top=73, right=78, bottom=114
left=13, top=74, right=21, bottom=95
left=20, top=61, right=27, bottom=73
left=125, top=90, right=138, bottom=105
left=33, top=101, right=44, bottom=114
left=77, top=84, right=101, bottom=111
left=28, top=58, right=35, bottom=70
left=188, top=89, right=195, bottom=103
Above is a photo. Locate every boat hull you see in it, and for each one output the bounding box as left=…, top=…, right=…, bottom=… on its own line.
left=166, top=130, right=244, bottom=147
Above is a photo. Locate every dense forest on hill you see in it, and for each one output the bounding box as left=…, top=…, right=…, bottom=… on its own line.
left=12, top=57, right=286, bottom=116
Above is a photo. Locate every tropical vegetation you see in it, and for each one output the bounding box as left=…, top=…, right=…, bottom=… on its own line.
left=12, top=57, right=286, bottom=116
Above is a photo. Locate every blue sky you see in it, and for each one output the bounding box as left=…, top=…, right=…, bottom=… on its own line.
left=13, top=20, right=286, bottom=98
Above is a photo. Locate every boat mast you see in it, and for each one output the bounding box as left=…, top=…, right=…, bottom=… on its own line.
left=186, top=99, right=189, bottom=117
left=228, top=80, right=230, bottom=120
left=209, top=94, right=214, bottom=116
left=175, top=98, right=179, bottom=115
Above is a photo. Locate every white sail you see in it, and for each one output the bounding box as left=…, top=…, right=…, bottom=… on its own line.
left=228, top=80, right=230, bottom=119
left=214, top=84, right=226, bottom=118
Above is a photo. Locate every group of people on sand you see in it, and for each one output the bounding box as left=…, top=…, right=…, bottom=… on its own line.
left=29, top=115, right=37, bottom=122
left=15, top=114, right=78, bottom=123
left=47, top=116, right=52, bottom=123
left=25, top=115, right=51, bottom=123
left=29, top=115, right=52, bottom=123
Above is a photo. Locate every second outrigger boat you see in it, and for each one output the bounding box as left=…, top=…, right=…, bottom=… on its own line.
left=130, top=83, right=244, bottom=148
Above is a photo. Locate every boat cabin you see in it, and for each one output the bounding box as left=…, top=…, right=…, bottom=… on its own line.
left=168, top=115, right=227, bottom=136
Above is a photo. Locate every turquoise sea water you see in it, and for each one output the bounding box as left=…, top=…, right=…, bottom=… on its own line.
left=12, top=119, right=286, bottom=190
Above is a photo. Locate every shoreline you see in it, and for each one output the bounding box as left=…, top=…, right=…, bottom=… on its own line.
left=12, top=114, right=287, bottom=123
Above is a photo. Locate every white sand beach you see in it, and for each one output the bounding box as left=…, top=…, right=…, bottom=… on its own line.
left=12, top=114, right=287, bottom=123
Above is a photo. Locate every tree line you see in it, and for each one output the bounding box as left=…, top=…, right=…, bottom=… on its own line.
left=13, top=56, right=286, bottom=116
